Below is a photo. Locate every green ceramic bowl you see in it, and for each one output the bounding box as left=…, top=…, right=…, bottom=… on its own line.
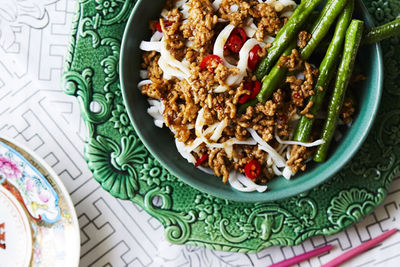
left=120, top=0, right=383, bottom=203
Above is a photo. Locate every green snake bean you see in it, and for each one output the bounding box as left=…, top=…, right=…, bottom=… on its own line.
left=363, top=17, right=400, bottom=44
left=255, top=0, right=324, bottom=80
left=314, top=19, right=364, bottom=162
left=256, top=0, right=349, bottom=104
left=294, top=0, right=354, bottom=142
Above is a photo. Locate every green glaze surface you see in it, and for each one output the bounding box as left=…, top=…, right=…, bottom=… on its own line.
left=63, top=0, right=400, bottom=252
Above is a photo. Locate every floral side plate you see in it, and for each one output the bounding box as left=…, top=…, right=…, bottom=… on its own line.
left=0, top=138, right=80, bottom=266
left=63, top=0, right=400, bottom=252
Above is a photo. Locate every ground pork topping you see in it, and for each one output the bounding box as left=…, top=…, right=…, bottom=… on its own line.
left=139, top=0, right=345, bottom=187
left=297, top=30, right=312, bottom=49
left=287, top=145, right=308, bottom=173
left=279, top=49, right=303, bottom=72
left=341, top=97, right=355, bottom=124
left=252, top=3, right=283, bottom=41
left=181, top=0, right=218, bottom=54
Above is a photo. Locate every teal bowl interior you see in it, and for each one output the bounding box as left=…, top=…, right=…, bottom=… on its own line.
left=120, top=0, right=383, bottom=203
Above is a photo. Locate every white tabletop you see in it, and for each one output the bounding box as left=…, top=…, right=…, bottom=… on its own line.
left=1, top=0, right=400, bottom=266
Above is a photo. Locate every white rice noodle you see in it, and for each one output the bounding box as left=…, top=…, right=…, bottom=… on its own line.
left=140, top=70, right=149, bottom=79
left=272, top=164, right=283, bottom=176
left=230, top=4, right=239, bottom=12
left=186, top=40, right=194, bottom=48
left=158, top=57, right=186, bottom=80
left=285, top=146, right=291, bottom=160
left=194, top=108, right=257, bottom=158
left=197, top=166, right=215, bottom=175
left=150, top=31, right=163, bottom=42
left=212, top=0, right=222, bottom=10
left=174, top=0, right=187, bottom=8
left=160, top=39, right=191, bottom=78
left=296, top=72, right=305, bottom=80
left=147, top=100, right=165, bottom=128
left=248, top=128, right=286, bottom=168
left=218, top=18, right=229, bottom=23
left=140, top=38, right=190, bottom=81
left=140, top=41, right=162, bottom=52
left=181, top=3, right=190, bottom=19
left=226, top=38, right=265, bottom=86
left=138, top=80, right=153, bottom=90
left=160, top=9, right=168, bottom=18
left=275, top=134, right=326, bottom=147
left=213, top=24, right=237, bottom=69
left=278, top=0, right=297, bottom=9
left=264, top=35, right=275, bottom=44
left=281, top=10, right=294, bottom=17
left=175, top=140, right=196, bottom=163
left=206, top=138, right=257, bottom=159
left=237, top=173, right=268, bottom=192
left=195, top=108, right=206, bottom=137
left=210, top=118, right=228, bottom=141
left=229, top=171, right=268, bottom=192
left=213, top=85, right=229, bottom=93
left=282, top=166, right=293, bottom=180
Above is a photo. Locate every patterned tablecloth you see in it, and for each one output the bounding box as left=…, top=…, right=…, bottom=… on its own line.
left=1, top=0, right=400, bottom=266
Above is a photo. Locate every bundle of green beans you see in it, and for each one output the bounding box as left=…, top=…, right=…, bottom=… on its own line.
left=239, top=0, right=400, bottom=162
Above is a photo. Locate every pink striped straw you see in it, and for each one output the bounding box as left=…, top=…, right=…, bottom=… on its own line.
left=322, top=228, right=398, bottom=267
left=269, top=244, right=333, bottom=267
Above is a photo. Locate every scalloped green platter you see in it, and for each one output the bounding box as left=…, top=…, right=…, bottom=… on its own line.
left=63, top=0, right=400, bottom=252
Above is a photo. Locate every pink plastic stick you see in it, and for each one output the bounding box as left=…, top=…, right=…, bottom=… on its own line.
left=322, top=228, right=398, bottom=267
left=269, top=244, right=333, bottom=267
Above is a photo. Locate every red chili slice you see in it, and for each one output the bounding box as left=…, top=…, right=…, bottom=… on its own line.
left=232, top=27, right=247, bottom=42
left=238, top=94, right=250, bottom=104
left=238, top=81, right=262, bottom=104
left=195, top=154, right=209, bottom=167
left=250, top=81, right=261, bottom=99
left=238, top=81, right=253, bottom=104
left=154, top=20, right=172, bottom=32
left=248, top=45, right=262, bottom=70
left=244, top=160, right=261, bottom=180
left=226, top=35, right=244, bottom=53
left=225, top=27, right=247, bottom=53
left=293, top=92, right=301, bottom=99
left=200, top=55, right=223, bottom=72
